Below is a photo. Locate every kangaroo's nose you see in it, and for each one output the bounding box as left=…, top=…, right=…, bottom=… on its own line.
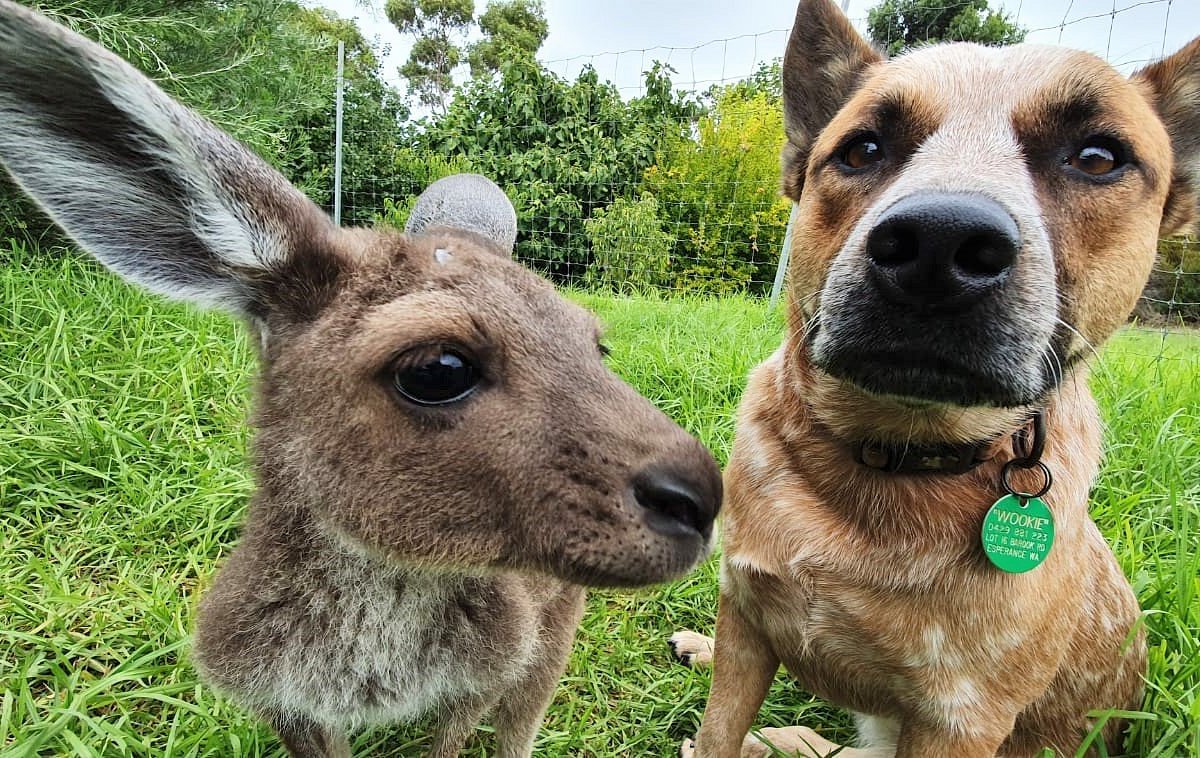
left=632, top=462, right=720, bottom=540
left=866, top=192, right=1020, bottom=312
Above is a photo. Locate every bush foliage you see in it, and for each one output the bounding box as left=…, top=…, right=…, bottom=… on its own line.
left=644, top=84, right=791, bottom=294
left=3, top=0, right=1187, bottom=311
left=583, top=194, right=674, bottom=292
left=1145, top=236, right=1200, bottom=324
left=420, top=55, right=697, bottom=280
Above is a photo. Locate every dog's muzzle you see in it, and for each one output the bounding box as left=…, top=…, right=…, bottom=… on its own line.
left=865, top=192, right=1021, bottom=312
left=811, top=191, right=1060, bottom=408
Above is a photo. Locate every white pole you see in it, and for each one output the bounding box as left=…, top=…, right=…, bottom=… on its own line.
left=333, top=40, right=345, bottom=227
left=769, top=203, right=798, bottom=310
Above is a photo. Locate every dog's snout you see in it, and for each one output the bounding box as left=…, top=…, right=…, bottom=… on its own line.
left=632, top=463, right=720, bottom=540
left=866, top=193, right=1020, bottom=311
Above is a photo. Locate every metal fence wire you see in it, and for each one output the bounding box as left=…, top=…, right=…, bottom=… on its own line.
left=331, top=0, right=1198, bottom=332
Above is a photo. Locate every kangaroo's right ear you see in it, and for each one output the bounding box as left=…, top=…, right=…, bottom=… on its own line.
left=781, top=0, right=882, bottom=200
left=405, top=173, right=518, bottom=257
left=0, top=0, right=339, bottom=319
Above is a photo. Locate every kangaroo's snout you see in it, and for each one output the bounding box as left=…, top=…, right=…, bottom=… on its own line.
left=631, top=460, right=721, bottom=541
left=865, top=193, right=1020, bottom=312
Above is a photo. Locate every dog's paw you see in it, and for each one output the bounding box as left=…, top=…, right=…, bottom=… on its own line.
left=680, top=737, right=696, bottom=758
left=669, top=630, right=715, bottom=668
left=744, top=726, right=840, bottom=757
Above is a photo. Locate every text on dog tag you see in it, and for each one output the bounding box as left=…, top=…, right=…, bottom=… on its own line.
left=981, top=494, right=1054, bottom=573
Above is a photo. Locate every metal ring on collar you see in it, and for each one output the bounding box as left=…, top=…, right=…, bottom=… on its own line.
left=1000, top=459, right=1053, bottom=501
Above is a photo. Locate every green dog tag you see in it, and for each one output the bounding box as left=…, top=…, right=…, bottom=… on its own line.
left=980, top=494, right=1055, bottom=573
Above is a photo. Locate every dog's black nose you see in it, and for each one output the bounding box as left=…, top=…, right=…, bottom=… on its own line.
left=866, top=193, right=1020, bottom=311
left=632, top=464, right=719, bottom=540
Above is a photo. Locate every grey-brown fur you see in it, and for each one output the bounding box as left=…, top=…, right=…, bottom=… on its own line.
left=0, top=3, right=722, bottom=755
left=405, top=173, right=519, bottom=255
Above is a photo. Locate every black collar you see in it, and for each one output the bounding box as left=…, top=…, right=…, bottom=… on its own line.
left=852, top=415, right=1039, bottom=475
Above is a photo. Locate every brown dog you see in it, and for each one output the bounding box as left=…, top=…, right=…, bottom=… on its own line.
left=672, top=1, right=1200, bottom=756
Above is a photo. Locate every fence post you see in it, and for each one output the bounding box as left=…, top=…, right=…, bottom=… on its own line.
left=769, top=203, right=798, bottom=310
left=333, top=40, right=345, bottom=227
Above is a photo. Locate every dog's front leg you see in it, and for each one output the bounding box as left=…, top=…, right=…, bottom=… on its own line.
left=690, top=592, right=780, bottom=758
left=894, top=717, right=1014, bottom=758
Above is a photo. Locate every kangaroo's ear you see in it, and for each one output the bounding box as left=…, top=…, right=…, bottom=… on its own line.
left=1132, top=37, right=1200, bottom=236
left=0, top=0, right=339, bottom=319
left=404, top=173, right=518, bottom=257
left=781, top=0, right=882, bottom=200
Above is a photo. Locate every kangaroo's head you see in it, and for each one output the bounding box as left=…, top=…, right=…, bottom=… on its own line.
left=0, top=0, right=722, bottom=587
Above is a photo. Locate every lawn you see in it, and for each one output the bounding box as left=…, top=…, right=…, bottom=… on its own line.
left=1, top=243, right=1197, bottom=756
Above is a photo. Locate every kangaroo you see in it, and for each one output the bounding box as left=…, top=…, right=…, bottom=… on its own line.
left=0, top=3, right=722, bottom=756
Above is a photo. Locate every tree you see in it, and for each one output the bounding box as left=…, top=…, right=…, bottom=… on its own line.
left=4, top=0, right=406, bottom=241
left=468, top=0, right=548, bottom=77
left=421, top=54, right=694, bottom=279
left=386, top=0, right=473, bottom=112
left=866, top=0, right=1025, bottom=56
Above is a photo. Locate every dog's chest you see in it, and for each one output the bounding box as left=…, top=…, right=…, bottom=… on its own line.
left=734, top=564, right=1034, bottom=721
left=239, top=563, right=540, bottom=728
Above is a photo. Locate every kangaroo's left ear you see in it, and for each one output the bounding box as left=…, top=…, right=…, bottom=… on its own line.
left=1133, top=37, right=1200, bottom=236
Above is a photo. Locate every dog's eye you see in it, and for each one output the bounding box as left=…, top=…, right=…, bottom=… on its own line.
left=839, top=134, right=885, bottom=170
left=598, top=343, right=612, bottom=358
left=392, top=347, right=481, bottom=406
left=1067, top=137, right=1125, bottom=177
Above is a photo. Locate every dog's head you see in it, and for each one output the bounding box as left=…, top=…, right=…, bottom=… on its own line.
left=782, top=0, right=1199, bottom=441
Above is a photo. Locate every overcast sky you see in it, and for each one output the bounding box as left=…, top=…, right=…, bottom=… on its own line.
left=316, top=0, right=1199, bottom=98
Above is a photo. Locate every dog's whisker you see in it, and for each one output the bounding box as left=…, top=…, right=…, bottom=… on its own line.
left=1051, top=346, right=1065, bottom=387
left=1055, top=317, right=1100, bottom=363
left=1040, top=350, right=1060, bottom=390
left=795, top=309, right=822, bottom=350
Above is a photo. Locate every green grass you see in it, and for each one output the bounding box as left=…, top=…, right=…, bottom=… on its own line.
left=1, top=243, right=1197, bottom=756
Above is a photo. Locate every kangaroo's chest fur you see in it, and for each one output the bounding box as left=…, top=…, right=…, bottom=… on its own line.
left=192, top=507, right=573, bottom=730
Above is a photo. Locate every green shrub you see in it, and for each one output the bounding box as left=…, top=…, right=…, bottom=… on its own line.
left=370, top=150, right=473, bottom=230
left=642, top=86, right=791, bottom=295
left=1144, top=236, right=1200, bottom=324
left=583, top=194, right=672, bottom=292
left=420, top=55, right=694, bottom=280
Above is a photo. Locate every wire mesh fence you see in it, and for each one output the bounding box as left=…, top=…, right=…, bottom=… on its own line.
left=331, top=0, right=1199, bottom=332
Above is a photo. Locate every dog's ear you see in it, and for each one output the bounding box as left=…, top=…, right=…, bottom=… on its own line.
left=781, top=0, right=883, bottom=200
left=1132, top=37, right=1200, bottom=236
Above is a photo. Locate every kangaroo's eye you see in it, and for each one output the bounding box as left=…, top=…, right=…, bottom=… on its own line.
left=839, top=133, right=885, bottom=171
left=392, top=347, right=480, bottom=406
left=1067, top=137, right=1126, bottom=177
